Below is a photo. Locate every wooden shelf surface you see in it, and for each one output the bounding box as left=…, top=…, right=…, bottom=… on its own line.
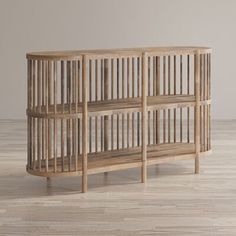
left=27, top=95, right=207, bottom=118
left=28, top=142, right=202, bottom=176
left=26, top=46, right=212, bottom=60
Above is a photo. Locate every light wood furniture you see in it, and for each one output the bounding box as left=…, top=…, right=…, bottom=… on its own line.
left=26, top=47, right=212, bottom=192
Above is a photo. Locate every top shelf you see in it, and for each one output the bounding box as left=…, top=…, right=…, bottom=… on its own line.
left=26, top=46, right=212, bottom=60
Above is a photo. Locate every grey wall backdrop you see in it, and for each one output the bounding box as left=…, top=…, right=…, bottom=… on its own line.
left=0, top=0, right=233, bottom=119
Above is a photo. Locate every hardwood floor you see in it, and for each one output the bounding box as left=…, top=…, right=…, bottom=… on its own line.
left=0, top=120, right=236, bottom=235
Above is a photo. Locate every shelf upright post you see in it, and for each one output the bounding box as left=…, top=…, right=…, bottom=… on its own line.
left=82, top=55, right=88, bottom=192
left=194, top=50, right=201, bottom=174
left=104, top=60, right=109, bottom=150
left=141, top=52, right=147, bottom=183
left=104, top=59, right=109, bottom=175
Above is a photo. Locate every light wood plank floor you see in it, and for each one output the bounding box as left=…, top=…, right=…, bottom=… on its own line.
left=0, top=120, right=236, bottom=236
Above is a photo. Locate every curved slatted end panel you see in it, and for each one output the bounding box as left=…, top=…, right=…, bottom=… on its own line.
left=26, top=47, right=212, bottom=192
left=144, top=51, right=212, bottom=174
left=26, top=57, right=83, bottom=178
left=199, top=52, right=212, bottom=153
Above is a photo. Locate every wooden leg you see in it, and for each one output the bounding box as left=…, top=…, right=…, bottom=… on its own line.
left=195, top=156, right=199, bottom=174
left=82, top=174, right=87, bottom=193
left=141, top=162, right=147, bottom=183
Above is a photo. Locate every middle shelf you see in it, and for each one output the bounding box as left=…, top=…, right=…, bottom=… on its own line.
left=28, top=95, right=210, bottom=118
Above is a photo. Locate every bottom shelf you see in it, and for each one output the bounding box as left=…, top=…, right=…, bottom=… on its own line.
left=27, top=143, right=212, bottom=177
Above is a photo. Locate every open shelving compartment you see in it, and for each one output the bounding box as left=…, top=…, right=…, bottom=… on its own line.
left=26, top=47, right=212, bottom=192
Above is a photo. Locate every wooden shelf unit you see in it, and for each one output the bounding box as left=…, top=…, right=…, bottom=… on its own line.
left=26, top=46, right=212, bottom=192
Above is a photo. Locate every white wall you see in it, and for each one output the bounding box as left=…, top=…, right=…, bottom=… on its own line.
left=0, top=0, right=234, bottom=119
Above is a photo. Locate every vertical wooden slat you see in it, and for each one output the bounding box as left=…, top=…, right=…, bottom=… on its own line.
left=89, top=60, right=92, bottom=153
left=141, top=53, right=147, bottom=183
left=32, top=60, right=36, bottom=170
left=173, top=55, right=177, bottom=143
left=69, top=61, right=73, bottom=170
left=163, top=56, right=166, bottom=143
left=208, top=53, right=211, bottom=150
left=168, top=56, right=171, bottom=143
left=180, top=55, right=183, bottom=142
left=61, top=61, right=65, bottom=171
left=153, top=56, right=156, bottom=144
left=148, top=57, right=151, bottom=145
left=156, top=56, right=160, bottom=144
left=45, top=61, right=49, bottom=172
left=202, top=55, right=205, bottom=151
left=122, top=58, right=125, bottom=148
left=71, top=61, right=75, bottom=171
left=204, top=54, right=208, bottom=151
left=75, top=61, right=78, bottom=114
left=78, top=61, right=81, bottom=156
left=48, top=61, right=52, bottom=173
left=37, top=60, right=42, bottom=171
left=95, top=60, right=98, bottom=152
left=41, top=60, right=45, bottom=164
left=101, top=118, right=103, bottom=153
left=201, top=55, right=204, bottom=152
left=187, top=55, right=190, bottom=143
left=137, top=57, right=141, bottom=146
left=104, top=59, right=109, bottom=151
left=53, top=62, right=57, bottom=114
left=206, top=54, right=209, bottom=150
left=132, top=57, right=135, bottom=147
left=37, top=61, right=41, bottom=113
left=209, top=53, right=211, bottom=150
left=66, top=61, right=71, bottom=171
left=127, top=57, right=130, bottom=147
left=200, top=55, right=203, bottom=152
left=101, top=59, right=104, bottom=151
left=45, top=119, right=48, bottom=173
left=47, top=61, right=52, bottom=175
left=75, top=60, right=78, bottom=171
left=209, top=53, right=211, bottom=100
left=194, top=51, right=200, bottom=174
left=31, top=81, right=34, bottom=171
left=53, top=62, right=57, bottom=172
left=117, top=58, right=119, bottom=149
left=74, top=117, right=78, bottom=171
left=27, top=59, right=30, bottom=116
left=78, top=117, right=81, bottom=156
left=82, top=55, right=88, bottom=193
left=27, top=59, right=31, bottom=168
left=110, top=59, right=114, bottom=150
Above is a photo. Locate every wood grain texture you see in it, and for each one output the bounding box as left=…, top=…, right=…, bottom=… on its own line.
left=26, top=47, right=212, bottom=60
left=0, top=120, right=235, bottom=236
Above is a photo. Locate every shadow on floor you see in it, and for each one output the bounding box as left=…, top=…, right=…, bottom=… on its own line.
left=0, top=162, right=195, bottom=200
